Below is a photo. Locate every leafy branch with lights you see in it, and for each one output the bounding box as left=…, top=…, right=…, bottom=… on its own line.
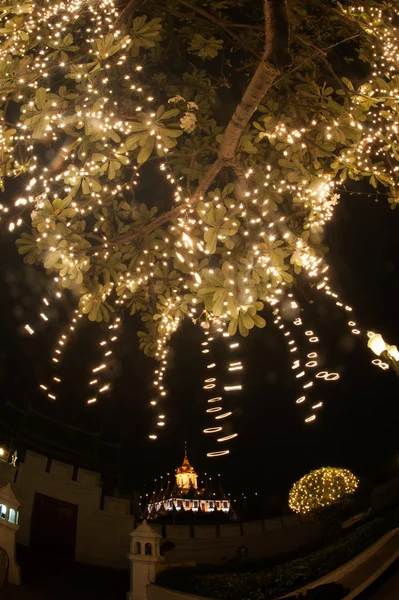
left=1, top=0, right=399, bottom=435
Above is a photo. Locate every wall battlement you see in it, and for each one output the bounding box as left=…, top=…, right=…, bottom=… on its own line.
left=3, top=450, right=397, bottom=569
left=0, top=450, right=134, bottom=568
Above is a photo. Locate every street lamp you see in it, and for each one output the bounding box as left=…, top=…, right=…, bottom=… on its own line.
left=367, top=332, right=399, bottom=376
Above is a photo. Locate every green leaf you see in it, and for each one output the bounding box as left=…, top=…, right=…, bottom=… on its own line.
left=204, top=229, right=217, bottom=254
left=238, top=315, right=249, bottom=337
left=158, top=109, right=179, bottom=121
left=252, top=314, right=266, bottom=328
left=82, top=178, right=89, bottom=195
left=137, top=136, right=155, bottom=164
left=188, top=34, right=223, bottom=60
left=92, top=153, right=107, bottom=162
left=369, top=175, right=377, bottom=188
left=131, top=16, right=162, bottom=57
left=241, top=312, right=254, bottom=330
left=35, top=87, right=47, bottom=110
left=342, top=77, right=354, bottom=92
left=128, top=122, right=148, bottom=133
left=108, top=161, right=116, bottom=180
left=213, top=290, right=227, bottom=316
left=125, top=132, right=145, bottom=149
left=44, top=250, right=62, bottom=269
left=228, top=319, right=238, bottom=336
left=158, top=126, right=182, bottom=138
left=116, top=154, right=130, bottom=166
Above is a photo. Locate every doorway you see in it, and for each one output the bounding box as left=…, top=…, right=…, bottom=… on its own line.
left=30, top=492, right=78, bottom=559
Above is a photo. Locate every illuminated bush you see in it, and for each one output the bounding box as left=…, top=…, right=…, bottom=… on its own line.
left=289, top=467, right=359, bottom=515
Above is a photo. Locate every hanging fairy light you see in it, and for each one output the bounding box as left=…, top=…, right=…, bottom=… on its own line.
left=1, top=0, right=399, bottom=450
left=197, top=322, right=240, bottom=458
left=85, top=316, right=121, bottom=405
left=273, top=297, right=328, bottom=423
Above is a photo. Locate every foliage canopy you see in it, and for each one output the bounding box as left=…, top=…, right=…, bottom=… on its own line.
left=1, top=0, right=398, bottom=376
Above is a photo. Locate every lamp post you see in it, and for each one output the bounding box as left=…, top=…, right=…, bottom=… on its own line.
left=367, top=332, right=399, bottom=376
left=0, top=447, right=10, bottom=463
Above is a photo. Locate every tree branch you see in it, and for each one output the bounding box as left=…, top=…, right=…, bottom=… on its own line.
left=115, top=0, right=141, bottom=26
left=110, top=158, right=223, bottom=246
left=105, top=0, right=291, bottom=248
left=218, top=0, right=291, bottom=162
left=171, top=0, right=260, bottom=59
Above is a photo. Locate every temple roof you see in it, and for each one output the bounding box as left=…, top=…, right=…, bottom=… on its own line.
left=176, top=446, right=196, bottom=475
left=133, top=519, right=162, bottom=539
left=0, top=482, right=20, bottom=505
left=143, top=445, right=232, bottom=521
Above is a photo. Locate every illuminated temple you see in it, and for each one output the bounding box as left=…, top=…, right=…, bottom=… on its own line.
left=144, top=448, right=231, bottom=519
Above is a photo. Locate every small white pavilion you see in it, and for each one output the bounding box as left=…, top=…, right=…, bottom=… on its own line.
left=0, top=482, right=21, bottom=585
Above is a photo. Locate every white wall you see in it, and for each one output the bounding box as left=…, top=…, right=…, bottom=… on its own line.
left=148, top=584, right=206, bottom=600
left=160, top=515, right=321, bottom=565
left=2, top=450, right=362, bottom=570
left=0, top=450, right=134, bottom=569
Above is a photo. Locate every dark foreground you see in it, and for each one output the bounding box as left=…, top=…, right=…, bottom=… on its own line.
left=2, top=546, right=129, bottom=600
left=357, top=559, right=399, bottom=600
left=3, top=547, right=399, bottom=600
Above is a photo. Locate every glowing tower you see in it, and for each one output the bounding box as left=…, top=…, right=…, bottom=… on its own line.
left=175, top=447, right=198, bottom=491
left=144, top=446, right=231, bottom=518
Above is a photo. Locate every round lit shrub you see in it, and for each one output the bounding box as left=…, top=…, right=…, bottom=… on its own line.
left=289, top=467, right=359, bottom=515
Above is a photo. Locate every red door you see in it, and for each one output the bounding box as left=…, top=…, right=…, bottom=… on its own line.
left=30, top=493, right=78, bottom=559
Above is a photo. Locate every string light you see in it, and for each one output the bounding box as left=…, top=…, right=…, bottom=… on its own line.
left=207, top=450, right=229, bottom=457
left=215, top=411, right=233, bottom=420
left=273, top=299, right=329, bottom=423
left=289, top=467, right=359, bottom=514
left=217, top=434, right=238, bottom=442
left=85, top=316, right=121, bottom=404
left=2, top=0, right=399, bottom=447
left=200, top=322, right=240, bottom=457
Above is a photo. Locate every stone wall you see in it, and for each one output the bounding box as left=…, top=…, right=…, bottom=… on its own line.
left=149, top=477, right=399, bottom=566
left=5, top=450, right=397, bottom=571
left=0, top=452, right=321, bottom=568
left=0, top=450, right=134, bottom=569
left=148, top=584, right=205, bottom=600
left=151, top=514, right=321, bottom=565
left=0, top=452, right=321, bottom=569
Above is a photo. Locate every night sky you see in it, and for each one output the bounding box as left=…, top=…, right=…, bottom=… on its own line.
left=1, top=181, right=399, bottom=509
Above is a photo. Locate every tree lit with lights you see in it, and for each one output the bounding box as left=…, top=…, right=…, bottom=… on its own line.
left=1, top=0, right=399, bottom=445
left=289, top=467, right=359, bottom=515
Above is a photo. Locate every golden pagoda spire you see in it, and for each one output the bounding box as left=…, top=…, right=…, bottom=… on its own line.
left=176, top=443, right=198, bottom=490
left=182, top=441, right=190, bottom=467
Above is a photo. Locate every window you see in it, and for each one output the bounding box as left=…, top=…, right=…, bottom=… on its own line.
left=144, top=543, right=152, bottom=556
left=134, top=541, right=141, bottom=555
left=0, top=504, right=6, bottom=519
left=9, top=508, right=16, bottom=524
